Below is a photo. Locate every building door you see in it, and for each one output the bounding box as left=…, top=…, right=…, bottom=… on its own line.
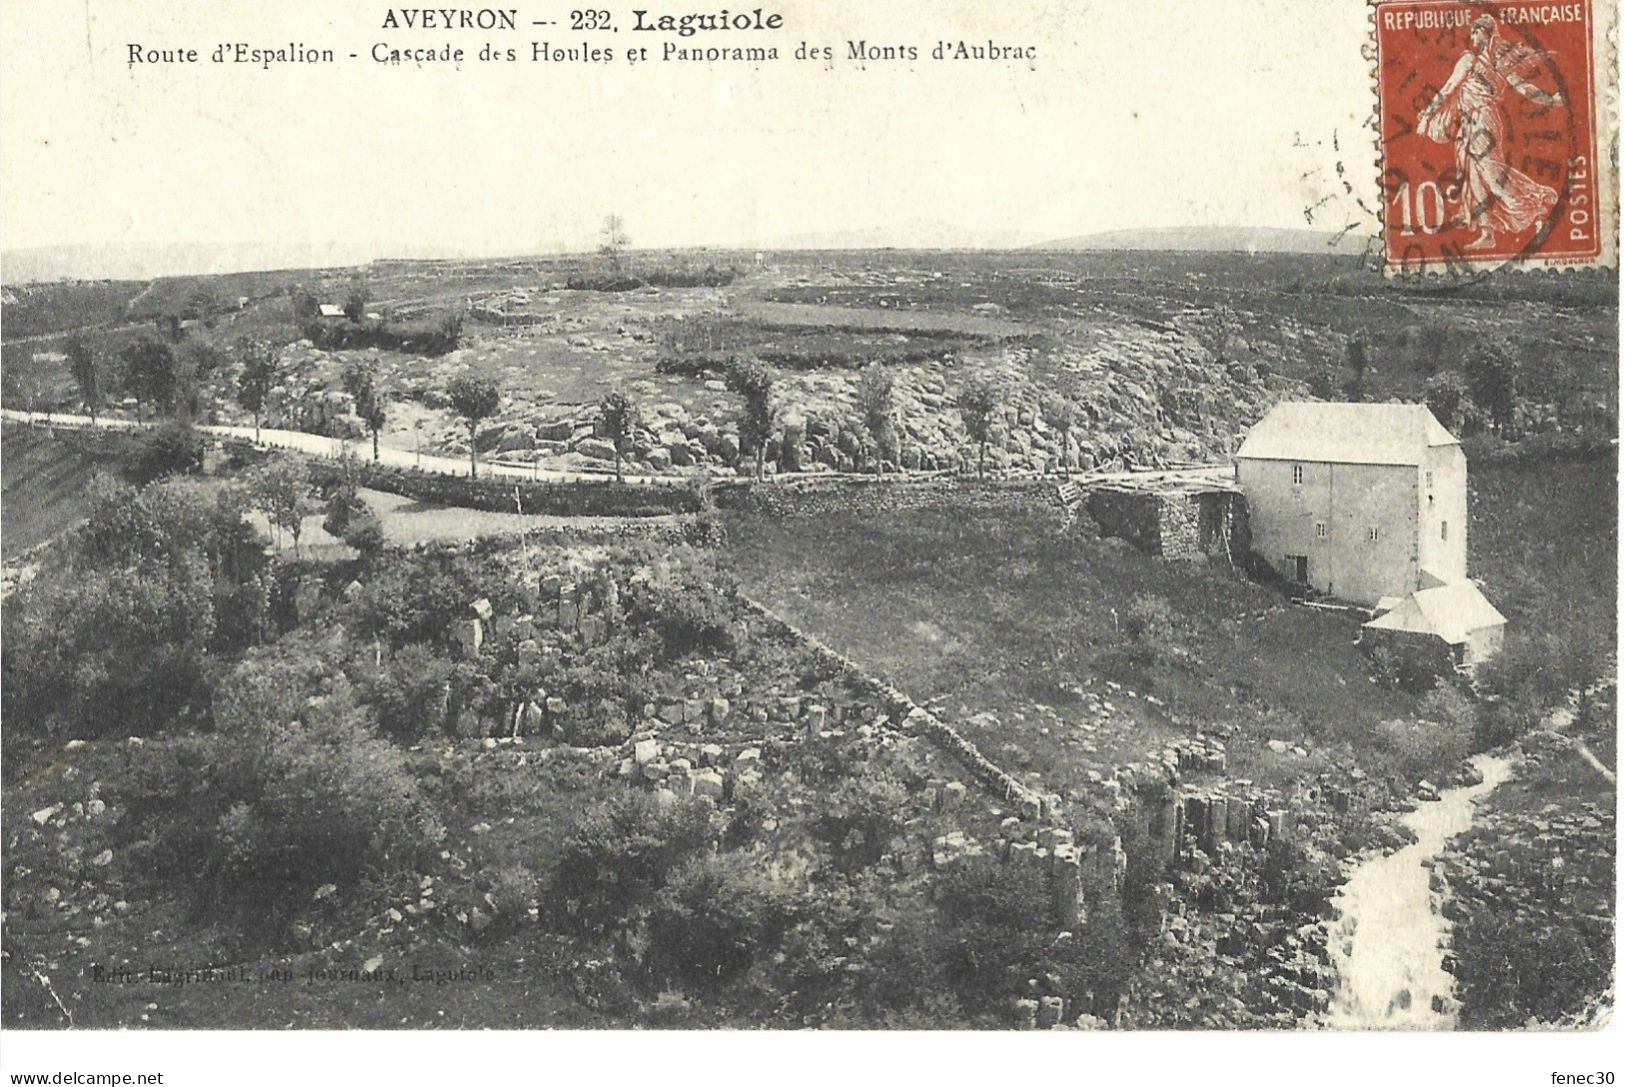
left=1287, top=554, right=1308, bottom=583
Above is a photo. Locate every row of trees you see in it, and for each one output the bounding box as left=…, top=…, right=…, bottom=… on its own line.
left=26, top=332, right=227, bottom=422
left=586, top=359, right=1034, bottom=483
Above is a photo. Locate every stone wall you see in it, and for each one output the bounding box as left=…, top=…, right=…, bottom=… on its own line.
left=311, top=459, right=703, bottom=518
left=734, top=595, right=1056, bottom=823
left=713, top=474, right=1054, bottom=519
left=1084, top=486, right=1249, bottom=563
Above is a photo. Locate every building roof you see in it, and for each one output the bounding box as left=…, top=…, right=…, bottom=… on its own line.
left=318, top=304, right=346, bottom=318
left=1236, top=402, right=1459, bottom=466
left=1363, top=580, right=1506, bottom=644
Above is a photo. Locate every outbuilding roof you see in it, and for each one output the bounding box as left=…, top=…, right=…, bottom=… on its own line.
left=1236, top=402, right=1458, bottom=466
left=1363, top=580, right=1506, bottom=645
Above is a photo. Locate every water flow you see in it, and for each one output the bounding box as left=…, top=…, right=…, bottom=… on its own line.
left=1324, top=751, right=1516, bottom=1029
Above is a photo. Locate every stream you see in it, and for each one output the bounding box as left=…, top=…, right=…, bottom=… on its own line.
left=1323, top=750, right=1517, bottom=1029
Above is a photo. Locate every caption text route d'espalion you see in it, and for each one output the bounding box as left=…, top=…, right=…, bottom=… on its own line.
left=125, top=7, right=1038, bottom=68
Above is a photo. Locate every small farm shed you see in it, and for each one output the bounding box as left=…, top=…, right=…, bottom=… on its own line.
left=1082, top=470, right=1249, bottom=563
left=318, top=304, right=347, bottom=319
left=1362, top=580, right=1506, bottom=672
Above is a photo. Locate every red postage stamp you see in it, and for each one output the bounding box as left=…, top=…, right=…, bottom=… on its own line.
left=1374, top=0, right=1616, bottom=276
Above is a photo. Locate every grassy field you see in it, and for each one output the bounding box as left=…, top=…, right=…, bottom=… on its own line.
left=721, top=495, right=1418, bottom=797
left=0, top=425, right=118, bottom=557
left=719, top=449, right=1617, bottom=799
left=1467, top=444, right=1618, bottom=654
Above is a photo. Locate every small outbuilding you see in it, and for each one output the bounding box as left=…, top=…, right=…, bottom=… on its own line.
left=1361, top=580, right=1507, bottom=672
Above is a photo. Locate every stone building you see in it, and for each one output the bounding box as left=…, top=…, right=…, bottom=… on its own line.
left=1235, top=400, right=1503, bottom=671
left=1362, top=580, right=1506, bottom=672
left=1235, top=401, right=1466, bottom=606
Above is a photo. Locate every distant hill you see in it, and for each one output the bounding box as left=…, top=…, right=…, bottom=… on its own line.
left=754, top=219, right=1048, bottom=252
left=0, top=240, right=544, bottom=284
left=1032, top=226, right=1371, bottom=255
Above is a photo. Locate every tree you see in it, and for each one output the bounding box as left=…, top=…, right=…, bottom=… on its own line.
left=1343, top=334, right=1370, bottom=401
left=249, top=454, right=315, bottom=557
left=957, top=373, right=1000, bottom=479
left=725, top=359, right=775, bottom=480
left=597, top=387, right=638, bottom=481
left=66, top=334, right=104, bottom=421
left=290, top=286, right=321, bottom=324
left=170, top=342, right=212, bottom=422
left=1040, top=389, right=1078, bottom=477
left=343, top=361, right=388, bottom=461
left=2, top=350, right=49, bottom=415
left=120, top=336, right=180, bottom=416
left=1415, top=320, right=1453, bottom=375
left=598, top=214, right=631, bottom=273
left=436, top=311, right=464, bottom=353
left=1464, top=338, right=1520, bottom=435
left=236, top=338, right=279, bottom=441
left=344, top=279, right=372, bottom=323
left=854, top=362, right=896, bottom=474
left=1424, top=370, right=1473, bottom=433
left=448, top=374, right=502, bottom=478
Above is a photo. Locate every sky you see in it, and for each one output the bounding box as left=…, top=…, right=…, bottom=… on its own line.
left=0, top=0, right=1379, bottom=272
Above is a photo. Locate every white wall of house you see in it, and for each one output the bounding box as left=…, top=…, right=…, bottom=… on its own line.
left=1237, top=457, right=1423, bottom=606
left=1416, top=444, right=1468, bottom=585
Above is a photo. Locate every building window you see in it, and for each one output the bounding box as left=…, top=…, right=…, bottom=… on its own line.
left=1426, top=470, right=1434, bottom=490
left=1441, top=520, right=1448, bottom=541
left=1315, top=522, right=1327, bottom=539
left=1367, top=526, right=1380, bottom=542
left=1292, top=464, right=1304, bottom=485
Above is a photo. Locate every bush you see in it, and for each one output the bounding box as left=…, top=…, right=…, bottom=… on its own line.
left=479, top=863, right=539, bottom=934
left=812, top=772, right=909, bottom=873
left=133, top=421, right=205, bottom=482
left=125, top=648, right=445, bottom=936
left=304, top=314, right=463, bottom=356
left=645, top=851, right=798, bottom=989
left=623, top=564, right=736, bottom=660
left=361, top=643, right=456, bottom=740
left=934, top=854, right=1053, bottom=1011
left=546, top=793, right=712, bottom=935
left=1455, top=909, right=1615, bottom=1028
left=1374, top=715, right=1472, bottom=785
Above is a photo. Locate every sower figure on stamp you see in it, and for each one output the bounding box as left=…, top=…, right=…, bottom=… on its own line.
left=1417, top=14, right=1563, bottom=251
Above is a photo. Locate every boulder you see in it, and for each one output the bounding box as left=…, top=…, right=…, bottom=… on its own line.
left=690, top=769, right=726, bottom=799
left=497, top=425, right=536, bottom=453
left=575, top=437, right=618, bottom=462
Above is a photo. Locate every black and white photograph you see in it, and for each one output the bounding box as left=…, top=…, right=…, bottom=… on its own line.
left=0, top=0, right=1617, bottom=1080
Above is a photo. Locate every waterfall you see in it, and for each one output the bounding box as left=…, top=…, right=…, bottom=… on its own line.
left=1324, top=750, right=1516, bottom=1029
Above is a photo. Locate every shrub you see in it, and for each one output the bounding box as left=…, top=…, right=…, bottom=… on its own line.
left=645, top=851, right=799, bottom=989
left=812, top=772, right=909, bottom=872
left=546, top=793, right=712, bottom=935
left=127, top=649, right=445, bottom=936
left=483, top=863, right=540, bottom=928
left=362, top=643, right=456, bottom=740
left=133, top=421, right=205, bottom=481
left=623, top=566, right=736, bottom=660
left=1374, top=715, right=1472, bottom=785
left=1122, top=592, right=1180, bottom=644
left=1455, top=909, right=1615, bottom=1028
left=934, top=854, right=1052, bottom=1010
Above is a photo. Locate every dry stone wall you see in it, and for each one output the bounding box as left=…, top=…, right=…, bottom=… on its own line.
left=1084, top=487, right=1249, bottom=563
